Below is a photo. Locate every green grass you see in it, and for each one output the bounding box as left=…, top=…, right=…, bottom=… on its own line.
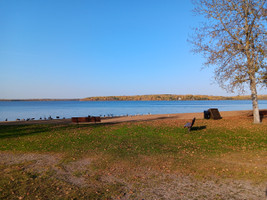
left=0, top=123, right=266, bottom=158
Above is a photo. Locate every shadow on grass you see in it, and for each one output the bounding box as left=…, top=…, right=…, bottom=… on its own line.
left=190, top=126, right=207, bottom=132
left=0, top=116, right=192, bottom=139
left=73, top=116, right=179, bottom=126
left=0, top=123, right=119, bottom=139
left=0, top=115, right=180, bottom=128
left=0, top=125, right=51, bottom=139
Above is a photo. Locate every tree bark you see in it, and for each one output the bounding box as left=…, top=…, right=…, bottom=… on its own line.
left=250, top=76, right=261, bottom=124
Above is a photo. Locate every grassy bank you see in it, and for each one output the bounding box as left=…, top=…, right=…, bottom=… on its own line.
left=0, top=117, right=266, bottom=199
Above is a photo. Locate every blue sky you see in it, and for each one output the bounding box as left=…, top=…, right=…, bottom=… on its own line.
left=0, top=0, right=265, bottom=99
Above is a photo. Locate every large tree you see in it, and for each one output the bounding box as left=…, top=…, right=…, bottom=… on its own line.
left=190, top=0, right=266, bottom=123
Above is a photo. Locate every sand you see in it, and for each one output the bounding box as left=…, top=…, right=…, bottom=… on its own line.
left=0, top=110, right=257, bottom=125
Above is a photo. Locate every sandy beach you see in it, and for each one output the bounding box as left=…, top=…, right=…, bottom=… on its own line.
left=0, top=110, right=264, bottom=125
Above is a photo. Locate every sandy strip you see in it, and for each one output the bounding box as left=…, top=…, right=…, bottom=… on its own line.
left=0, top=110, right=254, bottom=125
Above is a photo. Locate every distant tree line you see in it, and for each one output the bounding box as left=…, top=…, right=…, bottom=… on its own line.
left=81, top=94, right=267, bottom=101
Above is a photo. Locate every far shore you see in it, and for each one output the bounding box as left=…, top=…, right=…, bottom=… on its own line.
left=1, top=94, right=267, bottom=101
left=0, top=110, right=260, bottom=125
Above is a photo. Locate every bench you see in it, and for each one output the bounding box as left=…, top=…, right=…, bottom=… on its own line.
left=184, top=117, right=196, bottom=132
left=251, top=109, right=267, bottom=121
left=259, top=109, right=267, bottom=117
left=71, top=116, right=101, bottom=123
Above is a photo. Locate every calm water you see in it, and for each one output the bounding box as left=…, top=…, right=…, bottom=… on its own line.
left=0, top=100, right=267, bottom=121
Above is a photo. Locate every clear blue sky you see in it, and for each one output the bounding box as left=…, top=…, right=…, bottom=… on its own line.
left=0, top=0, right=265, bottom=99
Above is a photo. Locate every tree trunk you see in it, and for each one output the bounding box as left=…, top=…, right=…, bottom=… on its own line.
left=250, top=76, right=261, bottom=124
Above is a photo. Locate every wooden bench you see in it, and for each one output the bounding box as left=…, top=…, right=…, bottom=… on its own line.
left=251, top=109, right=267, bottom=121
left=259, top=109, right=267, bottom=117
left=184, top=117, right=196, bottom=132
left=71, top=116, right=101, bottom=123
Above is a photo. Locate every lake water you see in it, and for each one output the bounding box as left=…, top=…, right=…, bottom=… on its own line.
left=0, top=100, right=267, bottom=121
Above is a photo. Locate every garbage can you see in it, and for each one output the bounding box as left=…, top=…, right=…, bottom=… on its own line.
left=204, top=110, right=210, bottom=119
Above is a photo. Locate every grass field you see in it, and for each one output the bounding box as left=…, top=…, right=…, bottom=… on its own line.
left=0, top=116, right=266, bottom=199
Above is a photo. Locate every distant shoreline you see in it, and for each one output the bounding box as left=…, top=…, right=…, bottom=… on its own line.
left=81, top=94, right=267, bottom=101
left=1, top=94, right=266, bottom=101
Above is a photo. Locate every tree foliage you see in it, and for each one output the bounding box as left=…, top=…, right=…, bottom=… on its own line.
left=190, top=0, right=266, bottom=92
left=190, top=0, right=266, bottom=123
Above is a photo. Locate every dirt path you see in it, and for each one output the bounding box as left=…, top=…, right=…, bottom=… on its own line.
left=0, top=152, right=266, bottom=200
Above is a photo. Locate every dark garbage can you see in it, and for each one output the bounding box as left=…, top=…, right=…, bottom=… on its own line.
left=204, top=110, right=210, bottom=119
left=208, top=108, right=222, bottom=120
